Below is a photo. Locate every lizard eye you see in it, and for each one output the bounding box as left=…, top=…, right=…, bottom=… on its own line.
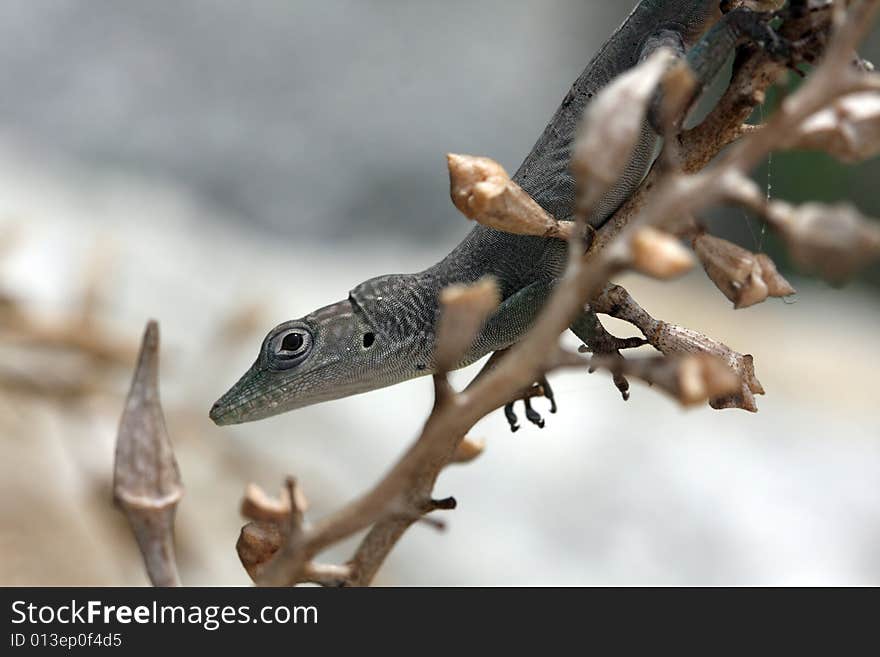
left=282, top=333, right=303, bottom=352
left=268, top=328, right=312, bottom=367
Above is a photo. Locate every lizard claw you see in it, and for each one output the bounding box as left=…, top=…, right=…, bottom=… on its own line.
left=727, top=7, right=791, bottom=60
left=503, top=377, right=557, bottom=433
left=504, top=402, right=520, bottom=433
left=579, top=332, right=646, bottom=401
left=524, top=398, right=544, bottom=428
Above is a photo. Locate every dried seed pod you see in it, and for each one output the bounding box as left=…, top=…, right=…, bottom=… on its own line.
left=435, top=277, right=500, bottom=372
left=787, top=92, right=880, bottom=163
left=447, top=154, right=574, bottom=239
left=451, top=436, right=486, bottom=464
left=692, top=234, right=796, bottom=308
left=766, top=201, right=880, bottom=282
left=631, top=226, right=695, bottom=280
left=754, top=253, right=796, bottom=297
left=656, top=59, right=699, bottom=129
left=237, top=521, right=283, bottom=582
left=573, top=48, right=674, bottom=207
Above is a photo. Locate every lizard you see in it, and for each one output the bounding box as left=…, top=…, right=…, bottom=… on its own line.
left=210, top=0, right=791, bottom=428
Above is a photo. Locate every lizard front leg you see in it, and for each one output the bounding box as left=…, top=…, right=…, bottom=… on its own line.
left=468, top=347, right=557, bottom=433
left=569, top=308, right=647, bottom=401
left=638, top=4, right=794, bottom=137
left=461, top=279, right=561, bottom=432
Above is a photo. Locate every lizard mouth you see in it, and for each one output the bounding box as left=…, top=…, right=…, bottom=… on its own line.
left=209, top=357, right=354, bottom=426
left=209, top=398, right=246, bottom=426
left=209, top=391, right=272, bottom=426
left=209, top=363, right=288, bottom=425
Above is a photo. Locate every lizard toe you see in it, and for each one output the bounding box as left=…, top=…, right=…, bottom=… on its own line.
left=504, top=402, right=520, bottom=433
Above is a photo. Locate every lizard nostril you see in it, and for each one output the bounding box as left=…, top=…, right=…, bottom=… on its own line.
left=362, top=332, right=375, bottom=348
left=209, top=401, right=226, bottom=424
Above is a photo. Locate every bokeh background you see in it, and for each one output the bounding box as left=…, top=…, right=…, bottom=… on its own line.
left=1, top=1, right=878, bottom=586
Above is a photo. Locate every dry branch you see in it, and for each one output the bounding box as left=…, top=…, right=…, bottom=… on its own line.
left=588, top=353, right=741, bottom=407
left=226, top=2, right=880, bottom=586
left=593, top=283, right=765, bottom=411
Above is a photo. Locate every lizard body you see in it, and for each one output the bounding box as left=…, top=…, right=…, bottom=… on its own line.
left=210, top=0, right=753, bottom=425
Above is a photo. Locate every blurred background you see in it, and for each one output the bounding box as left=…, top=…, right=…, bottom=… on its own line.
left=1, top=1, right=878, bottom=586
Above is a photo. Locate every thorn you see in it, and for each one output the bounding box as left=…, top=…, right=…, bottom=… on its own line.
left=430, top=496, right=458, bottom=511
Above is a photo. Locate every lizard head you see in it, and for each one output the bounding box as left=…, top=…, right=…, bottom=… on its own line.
left=210, top=276, right=430, bottom=425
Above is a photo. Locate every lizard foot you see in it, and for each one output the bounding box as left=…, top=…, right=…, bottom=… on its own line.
left=725, top=7, right=792, bottom=61
left=774, top=2, right=872, bottom=73
left=504, top=377, right=557, bottom=433
left=727, top=2, right=840, bottom=73
left=578, top=331, right=647, bottom=401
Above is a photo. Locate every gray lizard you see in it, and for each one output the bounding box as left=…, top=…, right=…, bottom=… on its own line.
left=210, top=0, right=786, bottom=427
